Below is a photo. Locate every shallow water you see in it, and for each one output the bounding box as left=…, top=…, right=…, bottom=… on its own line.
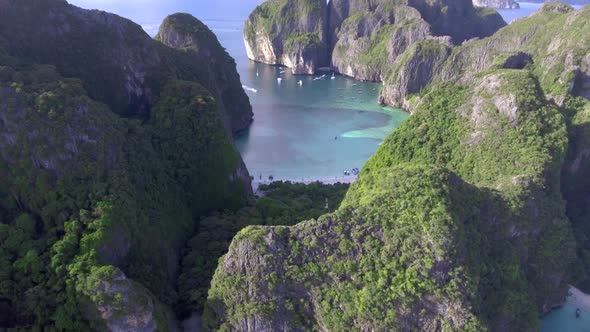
left=541, top=303, right=590, bottom=332
left=234, top=62, right=408, bottom=180
left=200, top=19, right=409, bottom=180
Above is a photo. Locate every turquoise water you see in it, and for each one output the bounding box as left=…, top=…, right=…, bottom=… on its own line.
left=541, top=303, right=590, bottom=332
left=70, top=0, right=409, bottom=181
left=235, top=62, right=407, bottom=179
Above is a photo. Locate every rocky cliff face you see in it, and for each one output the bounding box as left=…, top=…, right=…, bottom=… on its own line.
left=206, top=3, right=590, bottom=330
left=0, top=0, right=253, bottom=330
left=329, top=0, right=505, bottom=81
left=245, top=0, right=505, bottom=80
left=473, top=0, right=520, bottom=9
left=330, top=3, right=433, bottom=82
left=381, top=3, right=590, bottom=110
left=244, top=0, right=329, bottom=74
left=205, top=70, right=576, bottom=331
left=156, top=13, right=253, bottom=135
left=0, top=0, right=253, bottom=135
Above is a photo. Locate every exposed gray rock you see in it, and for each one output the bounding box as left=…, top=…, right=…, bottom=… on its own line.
left=0, top=0, right=254, bottom=136
left=244, top=0, right=329, bottom=74
left=331, top=4, right=432, bottom=82
left=381, top=38, right=452, bottom=110
left=245, top=0, right=505, bottom=80
left=380, top=3, right=590, bottom=111
left=80, top=268, right=177, bottom=332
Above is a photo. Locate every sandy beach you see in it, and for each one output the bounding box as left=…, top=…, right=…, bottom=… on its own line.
left=252, top=175, right=358, bottom=194
left=568, top=286, right=590, bottom=312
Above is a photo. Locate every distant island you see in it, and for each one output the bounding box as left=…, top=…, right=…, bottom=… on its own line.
left=473, top=0, right=520, bottom=9
left=473, top=0, right=590, bottom=9
left=527, top=0, right=590, bottom=4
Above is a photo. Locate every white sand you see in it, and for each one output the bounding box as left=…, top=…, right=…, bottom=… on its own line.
left=568, top=286, right=590, bottom=312
left=252, top=175, right=358, bottom=194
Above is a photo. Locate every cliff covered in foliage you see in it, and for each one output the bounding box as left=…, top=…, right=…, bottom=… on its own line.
left=207, top=3, right=590, bottom=331
left=205, top=70, right=576, bottom=331
left=244, top=0, right=505, bottom=77
left=244, top=0, right=329, bottom=74
left=0, top=0, right=253, bottom=330
left=380, top=2, right=590, bottom=110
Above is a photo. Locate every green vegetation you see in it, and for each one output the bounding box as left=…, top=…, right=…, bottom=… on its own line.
left=176, top=181, right=349, bottom=317
left=0, top=2, right=253, bottom=329
left=3, top=1, right=590, bottom=331
left=0, top=1, right=252, bottom=134
left=401, top=4, right=590, bottom=103
left=561, top=97, right=590, bottom=291
left=358, top=25, right=396, bottom=67
left=205, top=70, right=576, bottom=331
left=244, top=0, right=327, bottom=67
left=284, top=32, right=322, bottom=53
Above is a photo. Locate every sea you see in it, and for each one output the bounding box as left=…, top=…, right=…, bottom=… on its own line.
left=66, top=1, right=588, bottom=330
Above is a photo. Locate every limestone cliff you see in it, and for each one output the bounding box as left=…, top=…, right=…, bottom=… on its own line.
left=329, top=0, right=505, bottom=81
left=0, top=0, right=253, bottom=135
left=156, top=13, right=253, bottom=135
left=245, top=0, right=505, bottom=81
left=381, top=2, right=590, bottom=110
left=205, top=70, right=576, bottom=331
left=0, top=0, right=253, bottom=330
left=473, top=0, right=520, bottom=9
left=244, top=0, right=329, bottom=74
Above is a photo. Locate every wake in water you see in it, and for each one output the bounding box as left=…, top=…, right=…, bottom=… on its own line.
left=242, top=85, right=258, bottom=93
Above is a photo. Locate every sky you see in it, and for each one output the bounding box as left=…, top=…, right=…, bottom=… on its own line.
left=67, top=0, right=265, bottom=21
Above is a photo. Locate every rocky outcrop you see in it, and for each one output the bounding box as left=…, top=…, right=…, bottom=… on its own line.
left=330, top=3, right=433, bottom=81
left=381, top=3, right=590, bottom=110
left=244, top=0, right=329, bottom=74
left=380, top=38, right=452, bottom=109
left=329, top=0, right=505, bottom=82
left=80, top=268, right=168, bottom=332
left=155, top=13, right=253, bottom=135
left=245, top=0, right=505, bottom=79
left=473, top=0, right=520, bottom=9
left=205, top=71, right=575, bottom=331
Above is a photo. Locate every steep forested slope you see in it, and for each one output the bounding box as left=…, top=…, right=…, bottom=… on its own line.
left=0, top=0, right=252, bottom=329
left=205, top=70, right=577, bottom=331
left=206, top=4, right=590, bottom=330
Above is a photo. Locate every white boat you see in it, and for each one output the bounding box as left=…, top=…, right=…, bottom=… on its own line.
left=277, top=77, right=283, bottom=84
left=242, top=85, right=258, bottom=93
left=331, top=73, right=336, bottom=80
left=256, top=71, right=259, bottom=77
left=298, top=80, right=303, bottom=86
left=279, top=70, right=285, bottom=74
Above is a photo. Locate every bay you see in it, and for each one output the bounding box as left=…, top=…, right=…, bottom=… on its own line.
left=69, top=0, right=408, bottom=181
left=63, top=1, right=590, bottom=330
